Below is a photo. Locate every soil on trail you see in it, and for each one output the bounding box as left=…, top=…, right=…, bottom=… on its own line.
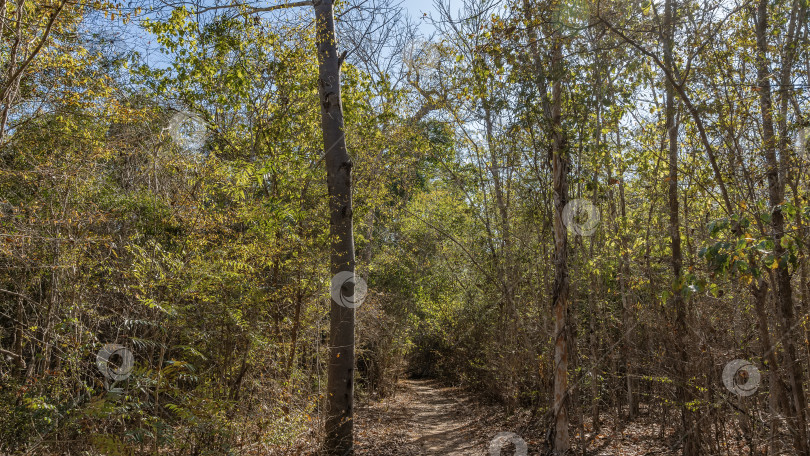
left=355, top=378, right=527, bottom=455
left=354, top=378, right=688, bottom=456
left=390, top=380, right=480, bottom=454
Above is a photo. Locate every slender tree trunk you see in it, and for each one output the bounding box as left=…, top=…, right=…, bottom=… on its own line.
left=588, top=277, right=599, bottom=432
left=617, top=139, right=636, bottom=419
left=589, top=63, right=603, bottom=434
left=519, top=1, right=570, bottom=450
left=662, top=1, right=699, bottom=454
left=751, top=278, right=785, bottom=456
left=485, top=102, right=518, bottom=407
left=14, top=296, right=25, bottom=370
left=754, top=1, right=809, bottom=453
left=550, top=34, right=570, bottom=454
left=287, top=286, right=303, bottom=379
left=315, top=1, right=356, bottom=454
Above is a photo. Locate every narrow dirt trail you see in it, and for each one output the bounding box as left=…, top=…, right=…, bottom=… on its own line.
left=398, top=380, right=482, bottom=454
left=354, top=378, right=678, bottom=455
left=355, top=379, right=509, bottom=455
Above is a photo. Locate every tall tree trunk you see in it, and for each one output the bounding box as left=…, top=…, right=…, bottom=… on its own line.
left=617, top=130, right=636, bottom=419
left=287, top=285, right=303, bottom=379
left=589, top=60, right=603, bottom=435
left=662, top=0, right=699, bottom=453
left=519, top=1, right=570, bottom=450
left=315, top=1, right=356, bottom=454
left=550, top=34, right=570, bottom=454
left=484, top=102, right=518, bottom=407
left=751, top=277, right=787, bottom=456
left=754, top=1, right=809, bottom=453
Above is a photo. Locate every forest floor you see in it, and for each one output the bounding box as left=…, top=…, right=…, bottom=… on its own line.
left=354, top=378, right=690, bottom=455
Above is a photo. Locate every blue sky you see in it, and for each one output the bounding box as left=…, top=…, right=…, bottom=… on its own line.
left=406, top=0, right=442, bottom=17
left=404, top=0, right=461, bottom=34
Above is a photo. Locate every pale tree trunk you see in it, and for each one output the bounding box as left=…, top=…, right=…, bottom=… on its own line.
left=616, top=131, right=636, bottom=419
left=314, top=1, right=356, bottom=454
left=549, top=34, right=570, bottom=454
left=754, top=1, right=809, bottom=453
left=484, top=101, right=520, bottom=408
left=662, top=0, right=699, bottom=453
left=589, top=59, right=603, bottom=435
left=518, top=1, right=570, bottom=450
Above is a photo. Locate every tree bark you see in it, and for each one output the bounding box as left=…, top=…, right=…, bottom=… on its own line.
left=314, top=1, right=356, bottom=454
left=549, top=34, right=570, bottom=454
left=662, top=0, right=699, bottom=454
left=753, top=1, right=809, bottom=453
left=751, top=277, right=788, bottom=456
left=287, top=285, right=303, bottom=379
left=617, top=131, right=636, bottom=419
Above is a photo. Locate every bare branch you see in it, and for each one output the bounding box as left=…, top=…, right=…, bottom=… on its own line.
left=249, top=1, right=312, bottom=13
left=192, top=0, right=312, bottom=15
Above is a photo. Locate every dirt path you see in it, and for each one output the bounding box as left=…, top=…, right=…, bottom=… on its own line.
left=355, top=379, right=516, bottom=455
left=354, top=378, right=680, bottom=456
left=397, top=380, right=482, bottom=454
